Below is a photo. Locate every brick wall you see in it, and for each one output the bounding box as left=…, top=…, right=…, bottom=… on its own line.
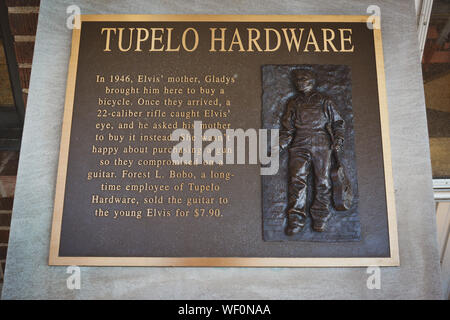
left=0, top=0, right=40, bottom=289
left=0, top=153, right=18, bottom=281
left=7, top=0, right=40, bottom=105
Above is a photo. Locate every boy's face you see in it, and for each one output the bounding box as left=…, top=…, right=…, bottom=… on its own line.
left=294, top=72, right=315, bottom=93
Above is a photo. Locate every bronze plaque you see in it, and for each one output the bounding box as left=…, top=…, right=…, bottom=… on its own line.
left=50, top=15, right=399, bottom=266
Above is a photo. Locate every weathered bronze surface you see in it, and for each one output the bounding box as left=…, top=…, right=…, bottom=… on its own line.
left=281, top=69, right=353, bottom=234
left=263, top=65, right=360, bottom=242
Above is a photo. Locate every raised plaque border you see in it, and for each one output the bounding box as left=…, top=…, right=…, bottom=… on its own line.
left=49, top=14, right=399, bottom=267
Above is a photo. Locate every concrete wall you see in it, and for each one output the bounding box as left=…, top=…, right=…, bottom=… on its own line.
left=1, top=0, right=444, bottom=299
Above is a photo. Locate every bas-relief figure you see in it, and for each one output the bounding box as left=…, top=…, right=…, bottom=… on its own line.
left=279, top=69, right=353, bottom=235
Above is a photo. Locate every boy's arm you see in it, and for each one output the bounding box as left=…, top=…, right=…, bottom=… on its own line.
left=328, top=100, right=345, bottom=150
left=279, top=99, right=296, bottom=150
